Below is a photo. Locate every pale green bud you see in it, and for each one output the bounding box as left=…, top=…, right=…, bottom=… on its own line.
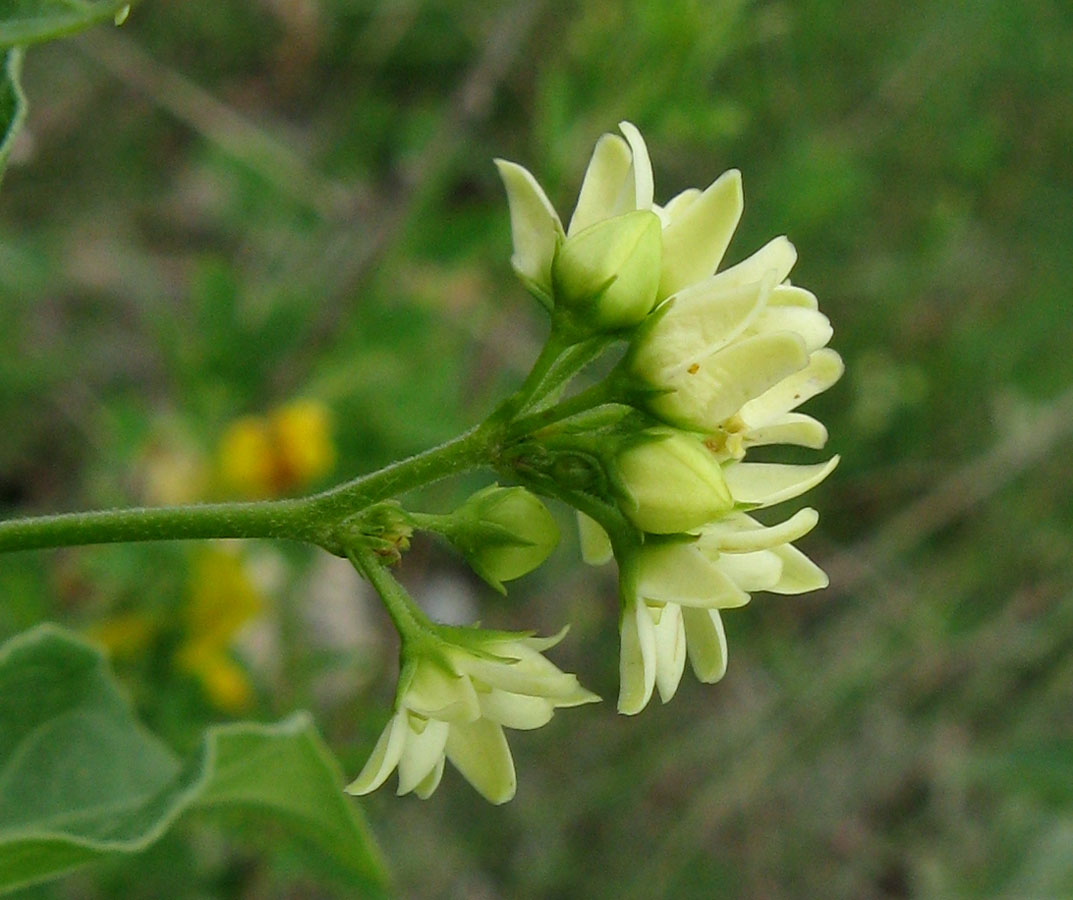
left=614, top=430, right=733, bottom=534
left=454, top=485, right=560, bottom=589
left=551, top=210, right=662, bottom=330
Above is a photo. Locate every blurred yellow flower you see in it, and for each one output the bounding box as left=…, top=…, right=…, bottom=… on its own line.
left=87, top=610, right=157, bottom=660
left=217, top=399, right=336, bottom=498
left=175, top=546, right=266, bottom=713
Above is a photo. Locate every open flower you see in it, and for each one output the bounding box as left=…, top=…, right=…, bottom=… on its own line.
left=627, top=231, right=844, bottom=442
left=618, top=500, right=832, bottom=714
left=347, top=627, right=598, bottom=803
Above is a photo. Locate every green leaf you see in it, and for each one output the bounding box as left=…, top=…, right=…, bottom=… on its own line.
left=0, top=48, right=24, bottom=188
left=0, top=625, right=390, bottom=896
left=0, top=0, right=133, bottom=48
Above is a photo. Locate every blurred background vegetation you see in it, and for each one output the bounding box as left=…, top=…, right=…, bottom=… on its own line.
left=3, top=0, right=1073, bottom=896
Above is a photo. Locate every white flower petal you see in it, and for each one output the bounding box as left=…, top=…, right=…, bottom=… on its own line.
left=458, top=643, right=584, bottom=700
left=617, top=121, right=654, bottom=212
left=748, top=306, right=833, bottom=351
left=653, top=602, right=687, bottom=703
left=740, top=349, right=844, bottom=429
left=770, top=543, right=830, bottom=594
left=769, top=284, right=818, bottom=309
left=568, top=133, right=633, bottom=235
left=724, top=457, right=840, bottom=508
left=700, top=508, right=819, bottom=553
left=652, top=331, right=810, bottom=432
left=633, top=277, right=768, bottom=383
left=638, top=540, right=749, bottom=608
left=658, top=169, right=744, bottom=300
left=661, top=187, right=702, bottom=223
left=618, top=597, right=657, bottom=715
left=413, top=755, right=445, bottom=799
left=494, top=159, right=563, bottom=292
left=714, top=236, right=797, bottom=290
left=346, top=711, right=409, bottom=795
left=478, top=689, right=555, bottom=730
left=744, top=412, right=829, bottom=449
left=715, top=550, right=783, bottom=592
left=445, top=718, right=517, bottom=805
left=577, top=511, right=614, bottom=565
left=682, top=607, right=728, bottom=683
left=396, top=718, right=449, bottom=795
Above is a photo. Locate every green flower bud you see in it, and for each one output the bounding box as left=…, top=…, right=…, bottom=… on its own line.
left=551, top=210, right=662, bottom=330
left=614, top=430, right=733, bottom=534
left=453, top=485, right=560, bottom=589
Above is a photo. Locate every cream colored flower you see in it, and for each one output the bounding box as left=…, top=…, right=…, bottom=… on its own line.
left=629, top=235, right=843, bottom=443
left=618, top=500, right=832, bottom=714
left=347, top=628, right=598, bottom=803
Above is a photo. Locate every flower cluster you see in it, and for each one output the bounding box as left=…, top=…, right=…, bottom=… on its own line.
left=347, top=626, right=597, bottom=804
left=352, top=122, right=841, bottom=804
left=498, top=122, right=841, bottom=714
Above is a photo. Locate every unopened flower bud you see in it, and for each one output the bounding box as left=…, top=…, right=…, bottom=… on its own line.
left=551, top=210, right=662, bottom=330
left=614, top=430, right=733, bottom=534
left=453, top=485, right=560, bottom=589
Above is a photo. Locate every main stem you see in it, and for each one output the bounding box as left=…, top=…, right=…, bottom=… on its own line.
left=0, top=327, right=616, bottom=556
left=0, top=424, right=496, bottom=554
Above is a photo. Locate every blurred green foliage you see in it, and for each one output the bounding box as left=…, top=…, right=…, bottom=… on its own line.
left=2, top=0, right=1073, bottom=897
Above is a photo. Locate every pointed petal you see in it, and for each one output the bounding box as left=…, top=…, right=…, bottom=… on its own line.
left=683, top=607, right=728, bottom=683
left=346, top=711, right=408, bottom=795
left=658, top=169, right=744, bottom=300
left=519, top=625, right=570, bottom=652
left=618, top=598, right=657, bottom=715
left=495, top=159, right=563, bottom=292
left=769, top=284, right=818, bottom=309
left=662, top=187, right=702, bottom=222
left=770, top=543, right=830, bottom=594
left=715, top=550, right=783, bottom=591
left=701, top=508, right=820, bottom=553
left=745, top=412, right=829, bottom=449
left=568, top=133, right=632, bottom=235
left=618, top=121, right=654, bottom=212
left=396, top=718, right=449, bottom=795
left=740, top=349, right=844, bottom=428
left=413, top=755, right=445, bottom=799
left=638, top=540, right=749, bottom=608
left=459, top=647, right=583, bottom=700
left=577, top=510, right=614, bottom=565
left=478, top=689, right=554, bottom=730
left=724, top=457, right=840, bottom=508
left=715, top=236, right=797, bottom=290
left=654, top=603, right=687, bottom=703
left=445, top=719, right=517, bottom=804
left=652, top=331, right=810, bottom=431
left=552, top=683, right=602, bottom=708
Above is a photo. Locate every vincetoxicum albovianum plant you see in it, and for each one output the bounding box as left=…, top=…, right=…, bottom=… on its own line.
left=0, top=122, right=843, bottom=803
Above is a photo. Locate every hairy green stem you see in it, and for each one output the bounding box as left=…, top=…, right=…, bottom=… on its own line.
left=0, top=497, right=316, bottom=553
left=0, top=327, right=618, bottom=557
left=0, top=425, right=496, bottom=554
left=346, top=543, right=430, bottom=640
left=506, top=381, right=619, bottom=439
